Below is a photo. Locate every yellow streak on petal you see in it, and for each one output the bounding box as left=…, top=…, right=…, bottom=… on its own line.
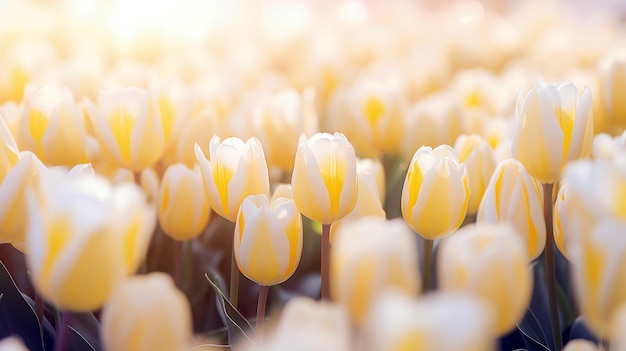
left=320, top=146, right=346, bottom=217
left=212, top=159, right=234, bottom=218
left=556, top=106, right=574, bottom=161
left=363, top=95, right=385, bottom=128
left=465, top=89, right=481, bottom=108
left=160, top=180, right=170, bottom=214
left=282, top=215, right=300, bottom=280
left=348, top=257, right=374, bottom=323
left=393, top=332, right=426, bottom=351
left=109, top=107, right=136, bottom=164
left=158, top=96, right=175, bottom=142
left=246, top=215, right=280, bottom=285
left=28, top=108, right=49, bottom=157
left=123, top=216, right=142, bottom=273
left=523, top=185, right=538, bottom=258
left=42, top=217, right=72, bottom=282
left=407, top=161, right=424, bottom=213
left=238, top=209, right=245, bottom=243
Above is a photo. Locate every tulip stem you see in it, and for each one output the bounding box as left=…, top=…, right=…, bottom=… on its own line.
left=422, top=239, right=434, bottom=293
left=54, top=311, right=72, bottom=351
left=543, top=182, right=562, bottom=351
left=230, top=250, right=239, bottom=308
left=182, top=240, right=192, bottom=293
left=321, top=223, right=331, bottom=300
left=256, top=285, right=269, bottom=343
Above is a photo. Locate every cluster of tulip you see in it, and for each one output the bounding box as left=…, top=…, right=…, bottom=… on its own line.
left=1, top=0, right=626, bottom=350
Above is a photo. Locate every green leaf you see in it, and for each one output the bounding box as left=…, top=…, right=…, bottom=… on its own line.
left=68, top=312, right=101, bottom=350
left=205, top=271, right=254, bottom=349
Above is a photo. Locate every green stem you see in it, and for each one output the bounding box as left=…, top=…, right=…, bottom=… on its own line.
left=422, top=239, right=434, bottom=293
left=230, top=249, right=239, bottom=309
left=54, top=311, right=72, bottom=351
left=256, top=285, right=269, bottom=343
left=321, top=223, right=331, bottom=300
left=543, top=182, right=562, bottom=351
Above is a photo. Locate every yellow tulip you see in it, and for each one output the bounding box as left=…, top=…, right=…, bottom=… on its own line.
left=477, top=159, right=546, bottom=259
left=331, top=217, right=420, bottom=325
left=401, top=145, right=470, bottom=239
left=25, top=173, right=155, bottom=311
left=158, top=163, right=211, bottom=241
left=438, top=223, right=533, bottom=334
left=366, top=290, right=496, bottom=351
left=454, top=134, right=497, bottom=215
left=18, top=85, right=89, bottom=166
left=562, top=339, right=599, bottom=351
left=291, top=133, right=358, bottom=224
left=194, top=136, right=270, bottom=222
left=83, top=87, right=165, bottom=171
left=512, top=82, right=594, bottom=183
left=101, top=273, right=192, bottom=351
left=234, top=194, right=302, bottom=286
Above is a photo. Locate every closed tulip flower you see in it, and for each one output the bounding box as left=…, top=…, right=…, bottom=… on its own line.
left=84, top=87, right=165, bottom=171
left=158, top=163, right=211, bottom=241
left=438, top=223, right=533, bottom=334
left=234, top=194, right=302, bottom=286
left=366, top=291, right=496, bottom=351
left=331, top=217, right=420, bottom=325
left=101, top=273, right=192, bottom=351
left=401, top=145, right=469, bottom=239
left=291, top=133, right=358, bottom=224
left=454, top=134, right=497, bottom=215
left=477, top=159, right=546, bottom=259
left=599, top=55, right=626, bottom=131
left=18, top=85, right=89, bottom=166
left=195, top=136, right=270, bottom=222
left=512, top=82, right=593, bottom=183
left=25, top=173, right=155, bottom=311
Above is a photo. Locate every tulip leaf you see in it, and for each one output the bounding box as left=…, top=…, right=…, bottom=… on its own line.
left=568, top=316, right=599, bottom=345
left=0, top=260, right=45, bottom=351
left=205, top=271, right=254, bottom=349
left=68, top=312, right=101, bottom=351
left=68, top=325, right=96, bottom=351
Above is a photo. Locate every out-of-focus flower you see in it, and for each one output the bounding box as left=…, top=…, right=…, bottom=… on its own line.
left=454, top=134, right=497, bottom=215
left=562, top=339, right=599, bottom=351
left=0, top=118, right=19, bottom=184
left=477, top=159, right=546, bottom=259
left=158, top=164, right=210, bottom=241
left=512, top=82, right=593, bottom=183
left=234, top=194, right=302, bottom=286
left=271, top=183, right=293, bottom=201
left=609, top=304, right=626, bottom=350
left=598, top=55, right=626, bottom=132
left=401, top=145, right=469, bottom=239
left=0, top=102, right=22, bottom=141
left=438, top=223, right=532, bottom=334
left=18, top=85, right=89, bottom=166
left=356, top=158, right=386, bottom=202
left=194, top=136, right=269, bottom=222
left=591, top=131, right=626, bottom=160
left=101, top=273, right=192, bottom=351
left=451, top=68, right=513, bottom=116
left=331, top=217, right=420, bottom=325
left=291, top=133, right=358, bottom=224
left=84, top=87, right=165, bottom=171
left=25, top=173, right=155, bottom=311
left=0, top=337, right=28, bottom=351
left=366, top=290, right=496, bottom=351
left=554, top=182, right=574, bottom=259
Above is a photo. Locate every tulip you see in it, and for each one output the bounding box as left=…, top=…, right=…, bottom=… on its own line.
left=454, top=134, right=497, bottom=215
left=609, top=304, right=626, bottom=350
left=562, top=339, right=599, bottom=351
left=0, top=118, right=19, bottom=184
left=291, top=132, right=358, bottom=224
left=101, top=273, right=192, bottom=351
left=438, top=223, right=533, bottom=334
left=83, top=87, right=165, bottom=171
left=158, top=163, right=210, bottom=241
left=366, top=290, right=496, bottom=351
left=234, top=194, right=303, bottom=286
left=356, top=157, right=386, bottom=203
left=512, top=82, right=593, bottom=184
left=0, top=337, right=28, bottom=351
left=331, top=217, right=420, bottom=325
left=599, top=55, right=626, bottom=132
left=195, top=136, right=270, bottom=222
left=25, top=173, right=155, bottom=311
left=18, top=85, right=89, bottom=166
left=554, top=182, right=574, bottom=259
left=477, top=159, right=546, bottom=259
left=401, top=144, right=469, bottom=239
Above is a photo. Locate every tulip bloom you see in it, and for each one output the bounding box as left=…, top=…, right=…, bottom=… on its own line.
left=477, top=159, right=546, bottom=259
left=291, top=133, right=358, bottom=224
left=331, top=217, right=420, bottom=325
left=18, top=85, right=89, bottom=166
left=512, top=82, right=593, bottom=183
left=84, top=88, right=165, bottom=171
left=401, top=145, right=469, bottom=239
left=158, top=163, right=211, bottom=241
left=195, top=136, right=270, bottom=222
left=438, top=223, right=533, bottom=334
left=234, top=194, right=303, bottom=286
left=454, top=134, right=497, bottom=215
left=101, top=273, right=192, bottom=351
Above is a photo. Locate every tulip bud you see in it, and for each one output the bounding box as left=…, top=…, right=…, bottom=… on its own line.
left=158, top=164, right=211, bottom=241
left=234, top=194, right=302, bottom=286
left=454, top=134, right=497, bottom=215
left=366, top=290, right=496, bottom=351
left=101, top=273, right=192, bottom=351
left=438, top=223, right=533, bottom=334
left=401, top=145, right=470, bottom=239
left=25, top=173, right=155, bottom=311
left=195, top=136, right=270, bottom=222
left=563, top=339, right=599, bottom=351
left=356, top=158, right=386, bottom=203
left=83, top=88, right=165, bottom=171
left=18, top=85, right=89, bottom=166
left=331, top=217, right=420, bottom=325
left=291, top=133, right=358, bottom=224
left=0, top=337, right=28, bottom=351
left=512, top=82, right=594, bottom=183
left=477, top=159, right=546, bottom=259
